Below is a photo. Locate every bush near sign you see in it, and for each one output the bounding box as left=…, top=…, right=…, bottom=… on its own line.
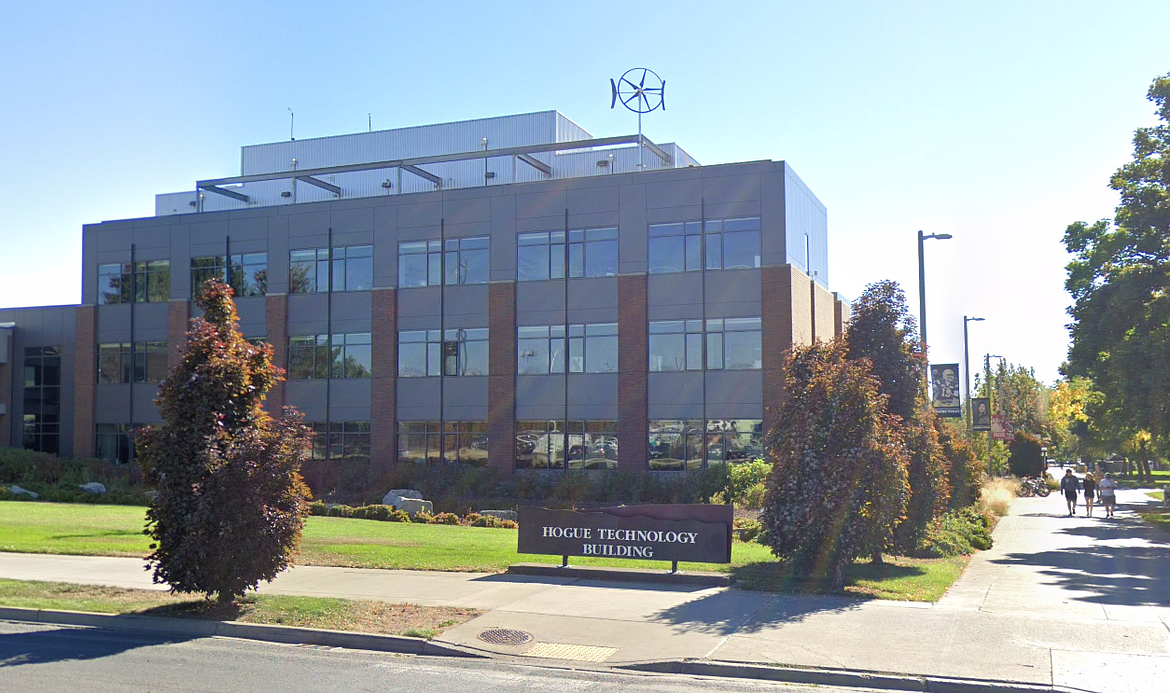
left=517, top=504, right=732, bottom=565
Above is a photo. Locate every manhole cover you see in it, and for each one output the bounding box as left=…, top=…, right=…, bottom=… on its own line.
left=477, top=628, right=534, bottom=646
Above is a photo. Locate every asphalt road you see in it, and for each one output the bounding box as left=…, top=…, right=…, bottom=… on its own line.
left=0, top=621, right=872, bottom=693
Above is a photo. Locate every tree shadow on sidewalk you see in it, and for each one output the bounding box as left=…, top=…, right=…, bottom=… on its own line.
left=0, top=624, right=200, bottom=668
left=991, top=513, right=1170, bottom=607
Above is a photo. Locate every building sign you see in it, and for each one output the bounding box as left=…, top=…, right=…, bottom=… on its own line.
left=991, top=414, right=1014, bottom=441
left=972, top=397, right=991, bottom=431
left=518, top=504, right=732, bottom=565
left=930, top=363, right=961, bottom=418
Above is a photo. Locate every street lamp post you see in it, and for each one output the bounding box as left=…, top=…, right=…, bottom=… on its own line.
left=984, top=353, right=1004, bottom=465
left=963, top=316, right=984, bottom=432
left=917, top=230, right=954, bottom=358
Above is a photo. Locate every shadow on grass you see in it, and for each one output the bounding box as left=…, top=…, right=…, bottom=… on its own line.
left=135, top=598, right=246, bottom=621
left=732, top=559, right=925, bottom=596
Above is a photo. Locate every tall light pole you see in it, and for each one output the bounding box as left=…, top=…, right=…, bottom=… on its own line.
left=963, top=316, right=984, bottom=431
left=984, top=353, right=1004, bottom=465
left=917, top=230, right=952, bottom=355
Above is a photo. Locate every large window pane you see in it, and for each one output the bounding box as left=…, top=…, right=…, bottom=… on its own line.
left=648, top=236, right=684, bottom=274
left=723, top=231, right=761, bottom=269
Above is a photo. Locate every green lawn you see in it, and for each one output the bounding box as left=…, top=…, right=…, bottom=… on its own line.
left=1112, top=469, right=1170, bottom=490
left=0, top=501, right=966, bottom=601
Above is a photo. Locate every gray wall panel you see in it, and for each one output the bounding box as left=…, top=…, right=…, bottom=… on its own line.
left=397, top=378, right=440, bottom=420
left=443, top=285, right=488, bottom=325
left=648, top=373, right=704, bottom=416
left=645, top=178, right=701, bottom=209
left=567, top=277, right=616, bottom=310
left=567, top=185, right=619, bottom=214
left=331, top=207, right=374, bottom=234
left=331, top=292, right=372, bottom=326
left=328, top=380, right=372, bottom=421
left=94, top=385, right=130, bottom=424
left=444, top=378, right=487, bottom=420
left=647, top=273, right=702, bottom=310
left=235, top=297, right=267, bottom=334
left=285, top=381, right=328, bottom=420
left=705, top=371, right=763, bottom=416
left=618, top=184, right=647, bottom=274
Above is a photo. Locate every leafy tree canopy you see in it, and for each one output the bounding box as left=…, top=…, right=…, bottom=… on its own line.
left=844, top=280, right=925, bottom=422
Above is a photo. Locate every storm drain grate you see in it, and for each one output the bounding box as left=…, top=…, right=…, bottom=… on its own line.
left=477, top=628, right=534, bottom=646
left=522, top=643, right=617, bottom=662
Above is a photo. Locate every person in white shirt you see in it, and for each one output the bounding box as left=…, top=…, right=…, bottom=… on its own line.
left=1098, top=473, right=1118, bottom=518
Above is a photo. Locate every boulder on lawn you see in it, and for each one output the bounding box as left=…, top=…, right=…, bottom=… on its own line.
left=479, top=509, right=518, bottom=523
left=382, top=489, right=432, bottom=519
left=8, top=485, right=39, bottom=499
left=79, top=482, right=108, bottom=494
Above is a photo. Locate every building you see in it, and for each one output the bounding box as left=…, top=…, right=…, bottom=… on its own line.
left=0, top=110, right=850, bottom=479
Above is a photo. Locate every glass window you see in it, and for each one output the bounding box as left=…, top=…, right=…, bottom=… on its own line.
left=705, top=217, right=761, bottom=270
left=290, top=246, right=370, bottom=293
left=445, top=236, right=490, bottom=285
left=97, top=261, right=170, bottom=304
left=571, top=323, right=618, bottom=373
left=137, top=261, right=171, bottom=303
left=443, top=421, right=488, bottom=465
left=516, top=231, right=565, bottom=281
left=515, top=420, right=619, bottom=471
left=706, top=419, right=764, bottom=464
left=98, top=342, right=167, bottom=383
left=398, top=328, right=487, bottom=377
left=289, top=334, right=370, bottom=379
left=192, top=253, right=268, bottom=297
left=95, top=423, right=134, bottom=464
left=568, top=228, right=618, bottom=278
left=648, top=221, right=702, bottom=274
left=398, top=421, right=442, bottom=464
left=707, top=318, right=762, bottom=370
left=307, top=421, right=370, bottom=461
left=649, top=420, right=704, bottom=471
left=399, top=237, right=488, bottom=287
left=649, top=320, right=703, bottom=372
left=97, top=263, right=128, bottom=305
left=22, top=346, right=62, bottom=454
left=517, top=325, right=565, bottom=375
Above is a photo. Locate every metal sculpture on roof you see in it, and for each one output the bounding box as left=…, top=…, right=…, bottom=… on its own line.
left=610, top=68, right=666, bottom=169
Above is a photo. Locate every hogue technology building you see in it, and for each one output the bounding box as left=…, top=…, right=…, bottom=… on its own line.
left=0, top=110, right=850, bottom=477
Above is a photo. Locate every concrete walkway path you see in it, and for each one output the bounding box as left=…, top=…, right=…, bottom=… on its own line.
left=2, top=487, right=1168, bottom=692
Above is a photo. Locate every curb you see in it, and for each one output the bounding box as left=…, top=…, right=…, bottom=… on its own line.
left=506, top=563, right=734, bottom=587
left=0, top=606, right=484, bottom=659
left=619, top=660, right=1066, bottom=693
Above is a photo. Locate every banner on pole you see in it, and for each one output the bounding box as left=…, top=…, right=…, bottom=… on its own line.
left=991, top=414, right=1014, bottom=441
left=930, top=363, right=961, bottom=417
left=972, top=398, right=991, bottom=431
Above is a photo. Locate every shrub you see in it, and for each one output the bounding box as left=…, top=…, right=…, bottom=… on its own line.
left=363, top=504, right=393, bottom=521
left=726, top=459, right=771, bottom=507
left=761, top=342, right=910, bottom=587
left=428, top=512, right=461, bottom=525
left=915, top=508, right=993, bottom=558
left=733, top=517, right=763, bottom=543
left=328, top=504, right=355, bottom=518
left=738, top=482, right=767, bottom=510
left=976, top=477, right=1018, bottom=522
left=388, top=508, right=412, bottom=523
left=413, top=510, right=433, bottom=524
left=1008, top=432, right=1044, bottom=478
left=894, top=414, right=952, bottom=554
left=935, top=421, right=985, bottom=509
left=467, top=514, right=516, bottom=528
left=308, top=501, right=328, bottom=516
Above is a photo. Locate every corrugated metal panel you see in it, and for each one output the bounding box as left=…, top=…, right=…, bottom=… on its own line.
left=241, top=111, right=562, bottom=175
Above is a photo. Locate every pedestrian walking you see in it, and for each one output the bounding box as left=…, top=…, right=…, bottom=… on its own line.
left=1060, top=469, right=1080, bottom=516
left=1082, top=473, right=1097, bottom=517
left=1098, top=473, right=1118, bottom=518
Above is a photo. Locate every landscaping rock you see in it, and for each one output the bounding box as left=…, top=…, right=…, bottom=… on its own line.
left=479, top=510, right=518, bottom=523
left=79, top=482, right=108, bottom=494
left=8, top=485, right=39, bottom=499
left=382, top=489, right=423, bottom=504
left=382, top=489, right=432, bottom=519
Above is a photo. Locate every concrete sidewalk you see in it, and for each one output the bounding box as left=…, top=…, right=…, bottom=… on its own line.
left=2, top=487, right=1169, bottom=692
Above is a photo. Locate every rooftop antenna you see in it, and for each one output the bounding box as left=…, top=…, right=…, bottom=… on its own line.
left=610, top=68, right=665, bottom=170
left=288, top=107, right=295, bottom=141
left=368, top=113, right=372, bottom=132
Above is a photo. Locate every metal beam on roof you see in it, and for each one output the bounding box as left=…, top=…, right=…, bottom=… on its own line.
left=195, top=134, right=650, bottom=190
left=197, top=184, right=250, bottom=203
left=516, top=153, right=552, bottom=176
left=401, top=164, right=442, bottom=187
left=296, top=175, right=341, bottom=196
left=639, top=136, right=672, bottom=166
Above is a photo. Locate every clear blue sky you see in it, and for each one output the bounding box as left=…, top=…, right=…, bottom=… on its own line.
left=2, top=1, right=1167, bottom=386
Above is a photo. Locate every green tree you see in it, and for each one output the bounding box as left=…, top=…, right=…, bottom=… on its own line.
left=761, top=342, right=909, bottom=588
left=1048, top=376, right=1107, bottom=466
left=845, top=280, right=950, bottom=554
left=935, top=419, right=984, bottom=509
left=1008, top=431, right=1044, bottom=478
left=1064, top=72, right=1170, bottom=478
left=137, top=280, right=311, bottom=603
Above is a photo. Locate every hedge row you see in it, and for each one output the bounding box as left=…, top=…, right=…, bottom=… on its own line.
left=307, top=500, right=518, bottom=528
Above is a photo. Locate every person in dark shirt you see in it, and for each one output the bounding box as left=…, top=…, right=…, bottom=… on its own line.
left=1082, top=474, right=1097, bottom=517
left=1060, top=469, right=1080, bottom=516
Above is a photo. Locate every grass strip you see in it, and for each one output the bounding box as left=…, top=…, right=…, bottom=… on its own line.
left=0, top=579, right=479, bottom=639
left=0, top=501, right=970, bottom=601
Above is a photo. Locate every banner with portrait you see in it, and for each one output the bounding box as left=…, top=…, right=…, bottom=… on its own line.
left=971, top=397, right=991, bottom=431
left=930, top=363, right=961, bottom=417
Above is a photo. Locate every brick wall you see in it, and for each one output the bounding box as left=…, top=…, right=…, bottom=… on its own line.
left=370, top=288, right=397, bottom=464
left=617, top=274, right=648, bottom=472
left=265, top=294, right=288, bottom=413
left=790, top=267, right=814, bottom=348
left=812, top=281, right=835, bottom=342
left=73, top=306, right=97, bottom=458
left=166, top=300, right=190, bottom=371
left=761, top=266, right=794, bottom=435
left=487, top=282, right=517, bottom=474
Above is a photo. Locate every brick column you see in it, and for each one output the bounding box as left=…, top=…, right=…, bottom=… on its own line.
left=73, top=305, right=97, bottom=458
left=166, top=300, right=190, bottom=371
left=370, top=288, right=398, bottom=464
left=487, top=281, right=516, bottom=474
left=761, top=266, right=794, bottom=436
left=265, top=294, right=288, bottom=413
left=617, top=274, right=648, bottom=472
